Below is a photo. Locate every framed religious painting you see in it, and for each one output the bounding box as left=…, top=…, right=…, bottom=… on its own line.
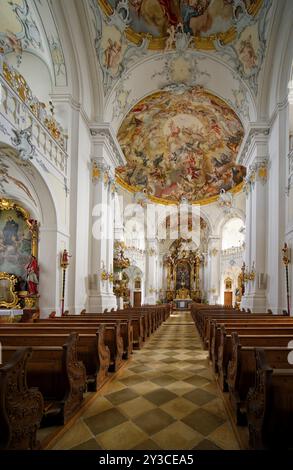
left=134, top=277, right=141, bottom=289
left=0, top=198, right=39, bottom=308
left=225, top=277, right=233, bottom=290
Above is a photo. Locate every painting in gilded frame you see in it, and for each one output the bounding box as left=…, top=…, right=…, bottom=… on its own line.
left=0, top=199, right=37, bottom=278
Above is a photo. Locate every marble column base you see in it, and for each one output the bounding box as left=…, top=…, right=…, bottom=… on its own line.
left=240, top=291, right=267, bottom=313
left=87, top=292, right=117, bottom=313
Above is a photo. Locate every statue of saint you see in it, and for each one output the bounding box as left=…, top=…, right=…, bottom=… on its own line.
left=25, top=255, right=39, bottom=295
left=61, top=249, right=71, bottom=268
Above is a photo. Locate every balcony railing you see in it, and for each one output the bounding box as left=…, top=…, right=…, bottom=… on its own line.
left=221, top=245, right=245, bottom=257
left=0, top=59, right=68, bottom=177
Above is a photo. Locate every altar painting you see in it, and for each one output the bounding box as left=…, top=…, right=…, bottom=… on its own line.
left=0, top=205, right=32, bottom=277
left=176, top=261, right=191, bottom=290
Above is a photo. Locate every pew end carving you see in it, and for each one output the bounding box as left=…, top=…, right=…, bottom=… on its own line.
left=0, top=347, right=44, bottom=450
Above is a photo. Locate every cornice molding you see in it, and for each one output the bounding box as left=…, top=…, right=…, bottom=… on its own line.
left=268, top=97, right=289, bottom=128
left=237, top=123, right=270, bottom=166
left=90, top=123, right=126, bottom=168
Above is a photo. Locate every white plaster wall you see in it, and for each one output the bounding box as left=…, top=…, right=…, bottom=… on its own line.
left=6, top=52, right=53, bottom=104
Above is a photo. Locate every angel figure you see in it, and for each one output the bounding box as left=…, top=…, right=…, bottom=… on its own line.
left=164, top=25, right=176, bottom=52
left=104, top=38, right=122, bottom=71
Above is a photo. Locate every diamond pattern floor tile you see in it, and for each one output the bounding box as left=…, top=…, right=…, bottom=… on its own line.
left=49, top=310, right=239, bottom=450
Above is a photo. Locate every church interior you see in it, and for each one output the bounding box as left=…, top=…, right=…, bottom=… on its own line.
left=0, top=0, right=293, bottom=452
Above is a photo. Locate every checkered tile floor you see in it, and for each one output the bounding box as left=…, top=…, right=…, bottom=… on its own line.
left=50, top=311, right=239, bottom=450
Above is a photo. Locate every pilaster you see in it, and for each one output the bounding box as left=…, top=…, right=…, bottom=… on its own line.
left=88, top=124, right=126, bottom=312
left=240, top=129, right=269, bottom=312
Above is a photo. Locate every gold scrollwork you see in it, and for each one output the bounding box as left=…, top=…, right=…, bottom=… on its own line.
left=0, top=272, right=21, bottom=309
left=0, top=198, right=39, bottom=309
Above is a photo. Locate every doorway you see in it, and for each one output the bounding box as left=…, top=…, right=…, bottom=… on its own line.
left=134, top=291, right=141, bottom=307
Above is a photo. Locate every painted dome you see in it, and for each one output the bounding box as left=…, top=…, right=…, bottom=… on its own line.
left=116, top=87, right=245, bottom=204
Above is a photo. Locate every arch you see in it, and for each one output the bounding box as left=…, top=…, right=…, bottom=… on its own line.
left=221, top=217, right=245, bottom=250
left=123, top=264, right=144, bottom=281
left=0, top=143, right=60, bottom=316
left=156, top=205, right=213, bottom=246
left=105, top=52, right=257, bottom=133
left=214, top=208, right=246, bottom=238
left=54, top=0, right=103, bottom=120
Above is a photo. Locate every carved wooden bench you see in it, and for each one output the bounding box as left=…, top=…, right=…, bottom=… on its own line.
left=227, top=331, right=293, bottom=425
left=246, top=348, right=293, bottom=449
left=36, top=317, right=132, bottom=359
left=217, top=326, right=293, bottom=391
left=0, top=328, right=109, bottom=392
left=79, top=312, right=144, bottom=349
left=23, top=321, right=123, bottom=372
left=0, top=347, right=43, bottom=449
left=211, top=322, right=293, bottom=372
left=209, top=317, right=293, bottom=361
left=203, top=313, right=274, bottom=348
left=1, top=333, right=86, bottom=425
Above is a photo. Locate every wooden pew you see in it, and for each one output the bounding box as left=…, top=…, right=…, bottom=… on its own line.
left=210, top=322, right=293, bottom=372
left=69, top=312, right=144, bottom=349
left=217, top=326, right=293, bottom=391
left=227, top=331, right=293, bottom=424
left=191, top=306, right=236, bottom=338
left=0, top=333, right=86, bottom=425
left=0, top=328, right=109, bottom=392
left=246, top=348, right=293, bottom=449
left=0, top=347, right=44, bottom=450
left=202, top=313, right=275, bottom=349
left=17, top=322, right=123, bottom=372
left=207, top=314, right=293, bottom=358
left=35, top=317, right=131, bottom=360
left=209, top=317, right=293, bottom=360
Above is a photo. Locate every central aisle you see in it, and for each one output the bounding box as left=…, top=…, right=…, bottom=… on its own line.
left=51, top=311, right=239, bottom=450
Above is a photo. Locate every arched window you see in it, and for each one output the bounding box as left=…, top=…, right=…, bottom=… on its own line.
left=222, top=218, right=245, bottom=250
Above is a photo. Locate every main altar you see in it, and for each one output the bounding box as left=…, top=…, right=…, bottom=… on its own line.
left=164, top=238, right=203, bottom=305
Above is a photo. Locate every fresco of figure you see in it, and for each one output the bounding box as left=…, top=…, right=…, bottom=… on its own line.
left=104, top=38, right=122, bottom=71
left=3, top=216, right=19, bottom=246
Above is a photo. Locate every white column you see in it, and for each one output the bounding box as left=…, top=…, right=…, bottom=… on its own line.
left=106, top=178, right=116, bottom=295
left=267, top=107, right=287, bottom=313
left=207, top=237, right=221, bottom=304
left=87, top=125, right=126, bottom=313
left=240, top=129, right=269, bottom=312
left=114, top=191, right=124, bottom=242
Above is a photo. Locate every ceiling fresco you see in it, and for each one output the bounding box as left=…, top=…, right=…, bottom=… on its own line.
left=91, top=0, right=273, bottom=103
left=0, top=0, right=67, bottom=86
left=101, top=0, right=263, bottom=50
left=116, top=86, right=245, bottom=204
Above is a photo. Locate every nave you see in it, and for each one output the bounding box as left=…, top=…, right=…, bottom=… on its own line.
left=47, top=312, right=239, bottom=451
